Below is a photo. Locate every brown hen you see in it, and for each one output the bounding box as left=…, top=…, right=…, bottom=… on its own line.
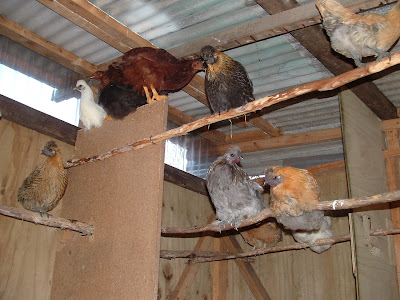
left=92, top=47, right=204, bottom=103
left=18, top=141, right=68, bottom=217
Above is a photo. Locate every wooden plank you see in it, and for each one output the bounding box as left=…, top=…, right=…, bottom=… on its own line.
left=0, top=119, right=75, bottom=299
left=55, top=0, right=154, bottom=49
left=0, top=95, right=78, bottom=145
left=51, top=100, right=168, bottom=299
left=168, top=0, right=391, bottom=59
left=213, top=238, right=228, bottom=300
left=381, top=118, right=400, bottom=131
left=0, top=16, right=96, bottom=76
left=306, top=160, right=345, bottom=174
left=168, top=105, right=227, bottom=145
left=257, top=0, right=397, bottom=120
left=384, top=129, right=400, bottom=291
left=218, top=127, right=342, bottom=153
left=384, top=148, right=400, bottom=158
left=223, top=236, right=271, bottom=300
left=36, top=0, right=131, bottom=53
left=225, top=130, right=269, bottom=144
left=340, top=89, right=399, bottom=299
left=163, top=164, right=208, bottom=196
left=169, top=215, right=215, bottom=300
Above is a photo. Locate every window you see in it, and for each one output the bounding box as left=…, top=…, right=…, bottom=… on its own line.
left=0, top=64, right=80, bottom=126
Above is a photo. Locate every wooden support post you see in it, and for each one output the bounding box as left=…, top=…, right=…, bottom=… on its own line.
left=223, top=236, right=271, bottom=300
left=385, top=128, right=400, bottom=291
left=213, top=238, right=228, bottom=300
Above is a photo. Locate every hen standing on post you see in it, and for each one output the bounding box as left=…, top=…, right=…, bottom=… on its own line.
left=201, top=45, right=255, bottom=114
left=316, top=0, right=400, bottom=68
left=18, top=141, right=68, bottom=217
left=206, top=146, right=265, bottom=231
left=74, top=80, right=107, bottom=130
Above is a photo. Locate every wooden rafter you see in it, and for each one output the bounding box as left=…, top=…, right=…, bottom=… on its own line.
left=219, top=127, right=342, bottom=153
left=0, top=16, right=96, bottom=76
left=256, top=0, right=397, bottom=120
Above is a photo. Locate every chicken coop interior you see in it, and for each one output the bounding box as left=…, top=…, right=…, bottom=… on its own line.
left=1, top=0, right=400, bottom=299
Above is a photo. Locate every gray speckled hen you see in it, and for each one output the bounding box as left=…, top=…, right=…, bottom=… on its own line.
left=206, top=146, right=265, bottom=231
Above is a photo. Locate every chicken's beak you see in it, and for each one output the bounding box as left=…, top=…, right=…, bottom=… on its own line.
left=73, top=87, right=78, bottom=91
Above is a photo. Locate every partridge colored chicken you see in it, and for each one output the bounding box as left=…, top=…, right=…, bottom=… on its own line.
left=18, top=141, right=68, bottom=217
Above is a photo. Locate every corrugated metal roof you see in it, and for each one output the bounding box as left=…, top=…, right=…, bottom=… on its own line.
left=1, top=0, right=399, bottom=178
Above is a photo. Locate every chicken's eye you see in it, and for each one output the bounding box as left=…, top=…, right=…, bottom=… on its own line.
left=273, top=176, right=278, bottom=180
left=230, top=153, right=235, bottom=157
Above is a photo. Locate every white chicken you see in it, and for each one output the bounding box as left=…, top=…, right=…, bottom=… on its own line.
left=74, top=79, right=107, bottom=130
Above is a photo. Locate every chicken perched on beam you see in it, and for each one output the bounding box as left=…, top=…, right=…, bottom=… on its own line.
left=74, top=80, right=107, bottom=130
left=18, top=141, right=68, bottom=217
left=92, top=47, right=204, bottom=104
left=206, top=146, right=265, bottom=231
left=201, top=45, right=254, bottom=114
left=264, top=166, right=333, bottom=253
left=316, top=0, right=400, bottom=68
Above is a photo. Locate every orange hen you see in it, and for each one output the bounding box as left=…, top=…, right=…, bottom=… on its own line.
left=264, top=166, right=323, bottom=231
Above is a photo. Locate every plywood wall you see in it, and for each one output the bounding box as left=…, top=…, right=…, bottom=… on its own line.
left=0, top=119, right=75, bottom=300
left=340, top=89, right=399, bottom=299
left=160, top=169, right=356, bottom=300
left=159, top=181, right=215, bottom=299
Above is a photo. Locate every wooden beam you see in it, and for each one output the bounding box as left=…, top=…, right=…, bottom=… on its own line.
left=163, top=164, right=208, bottom=196
left=213, top=238, right=228, bottom=300
left=169, top=215, right=215, bottom=300
left=218, top=127, right=342, bottom=154
left=36, top=0, right=132, bottom=53
left=256, top=0, right=397, bottom=120
left=168, top=106, right=227, bottom=145
left=168, top=0, right=391, bottom=58
left=381, top=118, right=400, bottom=131
left=0, top=16, right=96, bottom=76
left=223, top=236, right=271, bottom=300
left=0, top=95, right=78, bottom=145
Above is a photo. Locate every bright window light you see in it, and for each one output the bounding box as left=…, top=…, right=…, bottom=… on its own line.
left=164, top=139, right=188, bottom=171
left=0, top=64, right=80, bottom=126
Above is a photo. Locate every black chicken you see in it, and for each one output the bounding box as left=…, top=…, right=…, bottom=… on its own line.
left=98, top=83, right=148, bottom=119
left=201, top=45, right=254, bottom=114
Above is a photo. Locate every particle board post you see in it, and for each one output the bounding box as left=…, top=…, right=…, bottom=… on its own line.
left=384, top=128, right=400, bottom=291
left=50, top=100, right=168, bottom=299
left=340, top=89, right=399, bottom=299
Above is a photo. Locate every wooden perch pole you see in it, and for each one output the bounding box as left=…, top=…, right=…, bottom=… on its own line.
left=161, top=190, right=400, bottom=235
left=0, top=202, right=94, bottom=236
left=163, top=228, right=400, bottom=264
left=64, top=52, right=400, bottom=169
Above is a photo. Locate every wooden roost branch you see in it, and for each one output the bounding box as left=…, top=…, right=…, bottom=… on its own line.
left=0, top=202, right=94, bottom=236
left=161, top=190, right=400, bottom=235
left=64, top=52, right=400, bottom=169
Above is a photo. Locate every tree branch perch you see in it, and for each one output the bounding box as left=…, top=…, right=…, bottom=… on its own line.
left=0, top=202, right=94, bottom=236
left=64, top=52, right=400, bottom=169
left=161, top=190, right=400, bottom=235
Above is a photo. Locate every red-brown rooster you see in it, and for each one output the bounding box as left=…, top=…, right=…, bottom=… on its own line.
left=92, top=47, right=204, bottom=103
left=316, top=0, right=400, bottom=67
left=240, top=220, right=282, bottom=249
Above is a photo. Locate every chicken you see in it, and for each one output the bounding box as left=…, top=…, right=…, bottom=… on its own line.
left=74, top=79, right=107, bottom=130
left=92, top=47, right=204, bottom=103
left=240, top=220, right=282, bottom=249
left=98, top=83, right=147, bottom=119
left=206, top=146, right=265, bottom=231
left=18, top=141, right=68, bottom=217
left=201, top=45, right=254, bottom=114
left=264, top=166, right=324, bottom=231
left=292, top=216, right=333, bottom=253
left=316, top=0, right=400, bottom=67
